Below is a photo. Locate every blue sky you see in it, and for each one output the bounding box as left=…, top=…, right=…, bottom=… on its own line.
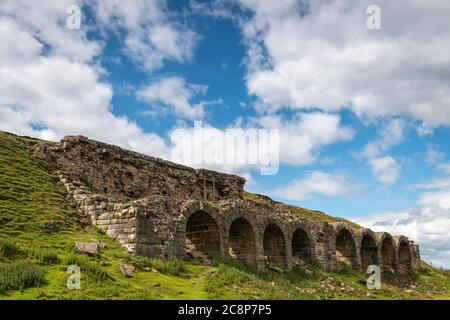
left=1, top=0, right=450, bottom=267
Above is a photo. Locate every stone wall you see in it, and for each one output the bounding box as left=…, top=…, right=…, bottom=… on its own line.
left=35, top=135, right=245, bottom=202
left=32, top=136, right=421, bottom=274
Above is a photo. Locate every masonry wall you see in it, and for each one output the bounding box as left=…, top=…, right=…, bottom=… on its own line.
left=33, top=136, right=420, bottom=274
left=35, top=135, right=245, bottom=202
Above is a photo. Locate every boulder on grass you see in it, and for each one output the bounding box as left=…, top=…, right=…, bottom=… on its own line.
left=75, top=242, right=99, bottom=255
left=120, top=263, right=135, bottom=277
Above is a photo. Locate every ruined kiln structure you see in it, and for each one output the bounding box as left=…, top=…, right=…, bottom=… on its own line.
left=33, top=136, right=420, bottom=274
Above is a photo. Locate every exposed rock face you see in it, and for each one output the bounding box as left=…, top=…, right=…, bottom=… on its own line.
left=32, top=135, right=420, bottom=273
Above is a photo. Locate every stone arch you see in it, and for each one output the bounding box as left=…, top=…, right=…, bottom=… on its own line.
left=360, top=230, right=379, bottom=272
left=291, top=224, right=313, bottom=265
left=335, top=226, right=358, bottom=269
left=177, top=201, right=223, bottom=258
left=228, top=217, right=257, bottom=266
left=263, top=223, right=287, bottom=269
left=379, top=233, right=396, bottom=273
left=397, top=237, right=412, bottom=274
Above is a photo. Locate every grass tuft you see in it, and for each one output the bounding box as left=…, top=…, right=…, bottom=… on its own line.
left=28, top=246, right=59, bottom=265
left=0, top=261, right=46, bottom=294
left=0, top=238, right=21, bottom=258
left=131, top=257, right=188, bottom=277
left=65, top=254, right=109, bottom=282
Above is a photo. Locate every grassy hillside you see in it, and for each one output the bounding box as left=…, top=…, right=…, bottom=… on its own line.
left=1, top=131, right=450, bottom=300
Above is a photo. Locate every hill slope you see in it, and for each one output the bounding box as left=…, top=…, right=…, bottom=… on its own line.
left=1, top=131, right=449, bottom=300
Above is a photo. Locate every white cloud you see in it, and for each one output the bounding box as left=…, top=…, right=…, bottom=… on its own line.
left=252, top=112, right=354, bottom=165
left=190, top=0, right=236, bottom=19
left=425, top=147, right=450, bottom=174
left=425, top=147, right=445, bottom=166
left=363, top=118, right=407, bottom=158
left=238, top=0, right=450, bottom=127
left=137, top=76, right=222, bottom=119
left=0, top=12, right=169, bottom=157
left=415, top=177, right=450, bottom=191
left=92, top=0, right=198, bottom=72
left=355, top=177, right=450, bottom=268
left=1, top=0, right=101, bottom=62
left=439, top=163, right=450, bottom=174
left=369, top=156, right=401, bottom=185
left=359, top=118, right=406, bottom=185
left=271, top=171, right=350, bottom=201
left=166, top=112, right=353, bottom=178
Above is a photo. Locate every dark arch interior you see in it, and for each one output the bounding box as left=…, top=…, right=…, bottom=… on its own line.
left=185, top=211, right=220, bottom=258
left=228, top=218, right=257, bottom=266
left=291, top=228, right=311, bottom=264
left=335, top=229, right=358, bottom=269
left=381, top=238, right=396, bottom=273
left=398, top=242, right=412, bottom=274
left=263, top=224, right=286, bottom=269
left=360, top=234, right=379, bottom=272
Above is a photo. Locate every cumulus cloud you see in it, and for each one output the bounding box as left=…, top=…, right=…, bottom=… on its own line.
left=137, top=76, right=222, bottom=119
left=355, top=177, right=450, bottom=268
left=92, top=0, right=198, bottom=72
left=0, top=7, right=169, bottom=157
left=251, top=112, right=354, bottom=165
left=1, top=0, right=101, bottom=62
left=166, top=111, right=353, bottom=179
left=271, top=171, right=350, bottom=201
left=238, top=0, right=450, bottom=127
left=360, top=118, right=406, bottom=185
left=363, top=118, right=407, bottom=159
left=425, top=147, right=450, bottom=174
left=368, top=156, right=401, bottom=185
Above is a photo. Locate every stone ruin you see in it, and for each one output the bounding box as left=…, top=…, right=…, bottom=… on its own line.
left=31, top=135, right=420, bottom=274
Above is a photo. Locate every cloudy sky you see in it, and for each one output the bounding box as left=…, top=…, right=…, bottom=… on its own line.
left=1, top=0, right=450, bottom=267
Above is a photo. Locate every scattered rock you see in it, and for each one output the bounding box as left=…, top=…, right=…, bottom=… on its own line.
left=120, top=263, right=135, bottom=277
left=91, top=239, right=107, bottom=249
left=305, top=269, right=314, bottom=275
left=268, top=265, right=284, bottom=273
left=75, top=241, right=99, bottom=255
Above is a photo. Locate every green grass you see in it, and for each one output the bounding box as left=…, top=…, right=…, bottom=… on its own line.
left=0, top=261, right=46, bottom=295
left=0, top=238, right=22, bottom=259
left=0, top=130, right=449, bottom=300
left=129, top=256, right=189, bottom=277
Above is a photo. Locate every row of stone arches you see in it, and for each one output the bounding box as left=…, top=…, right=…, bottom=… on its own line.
left=334, top=227, right=412, bottom=273
left=180, top=205, right=413, bottom=273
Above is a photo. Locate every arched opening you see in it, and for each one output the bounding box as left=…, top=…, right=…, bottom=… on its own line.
left=335, top=229, right=357, bottom=269
left=185, top=211, right=220, bottom=258
left=263, top=224, right=286, bottom=269
left=398, top=241, right=412, bottom=274
left=360, top=234, right=379, bottom=272
left=228, top=218, right=257, bottom=266
left=381, top=237, right=396, bottom=273
left=291, top=228, right=311, bottom=266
